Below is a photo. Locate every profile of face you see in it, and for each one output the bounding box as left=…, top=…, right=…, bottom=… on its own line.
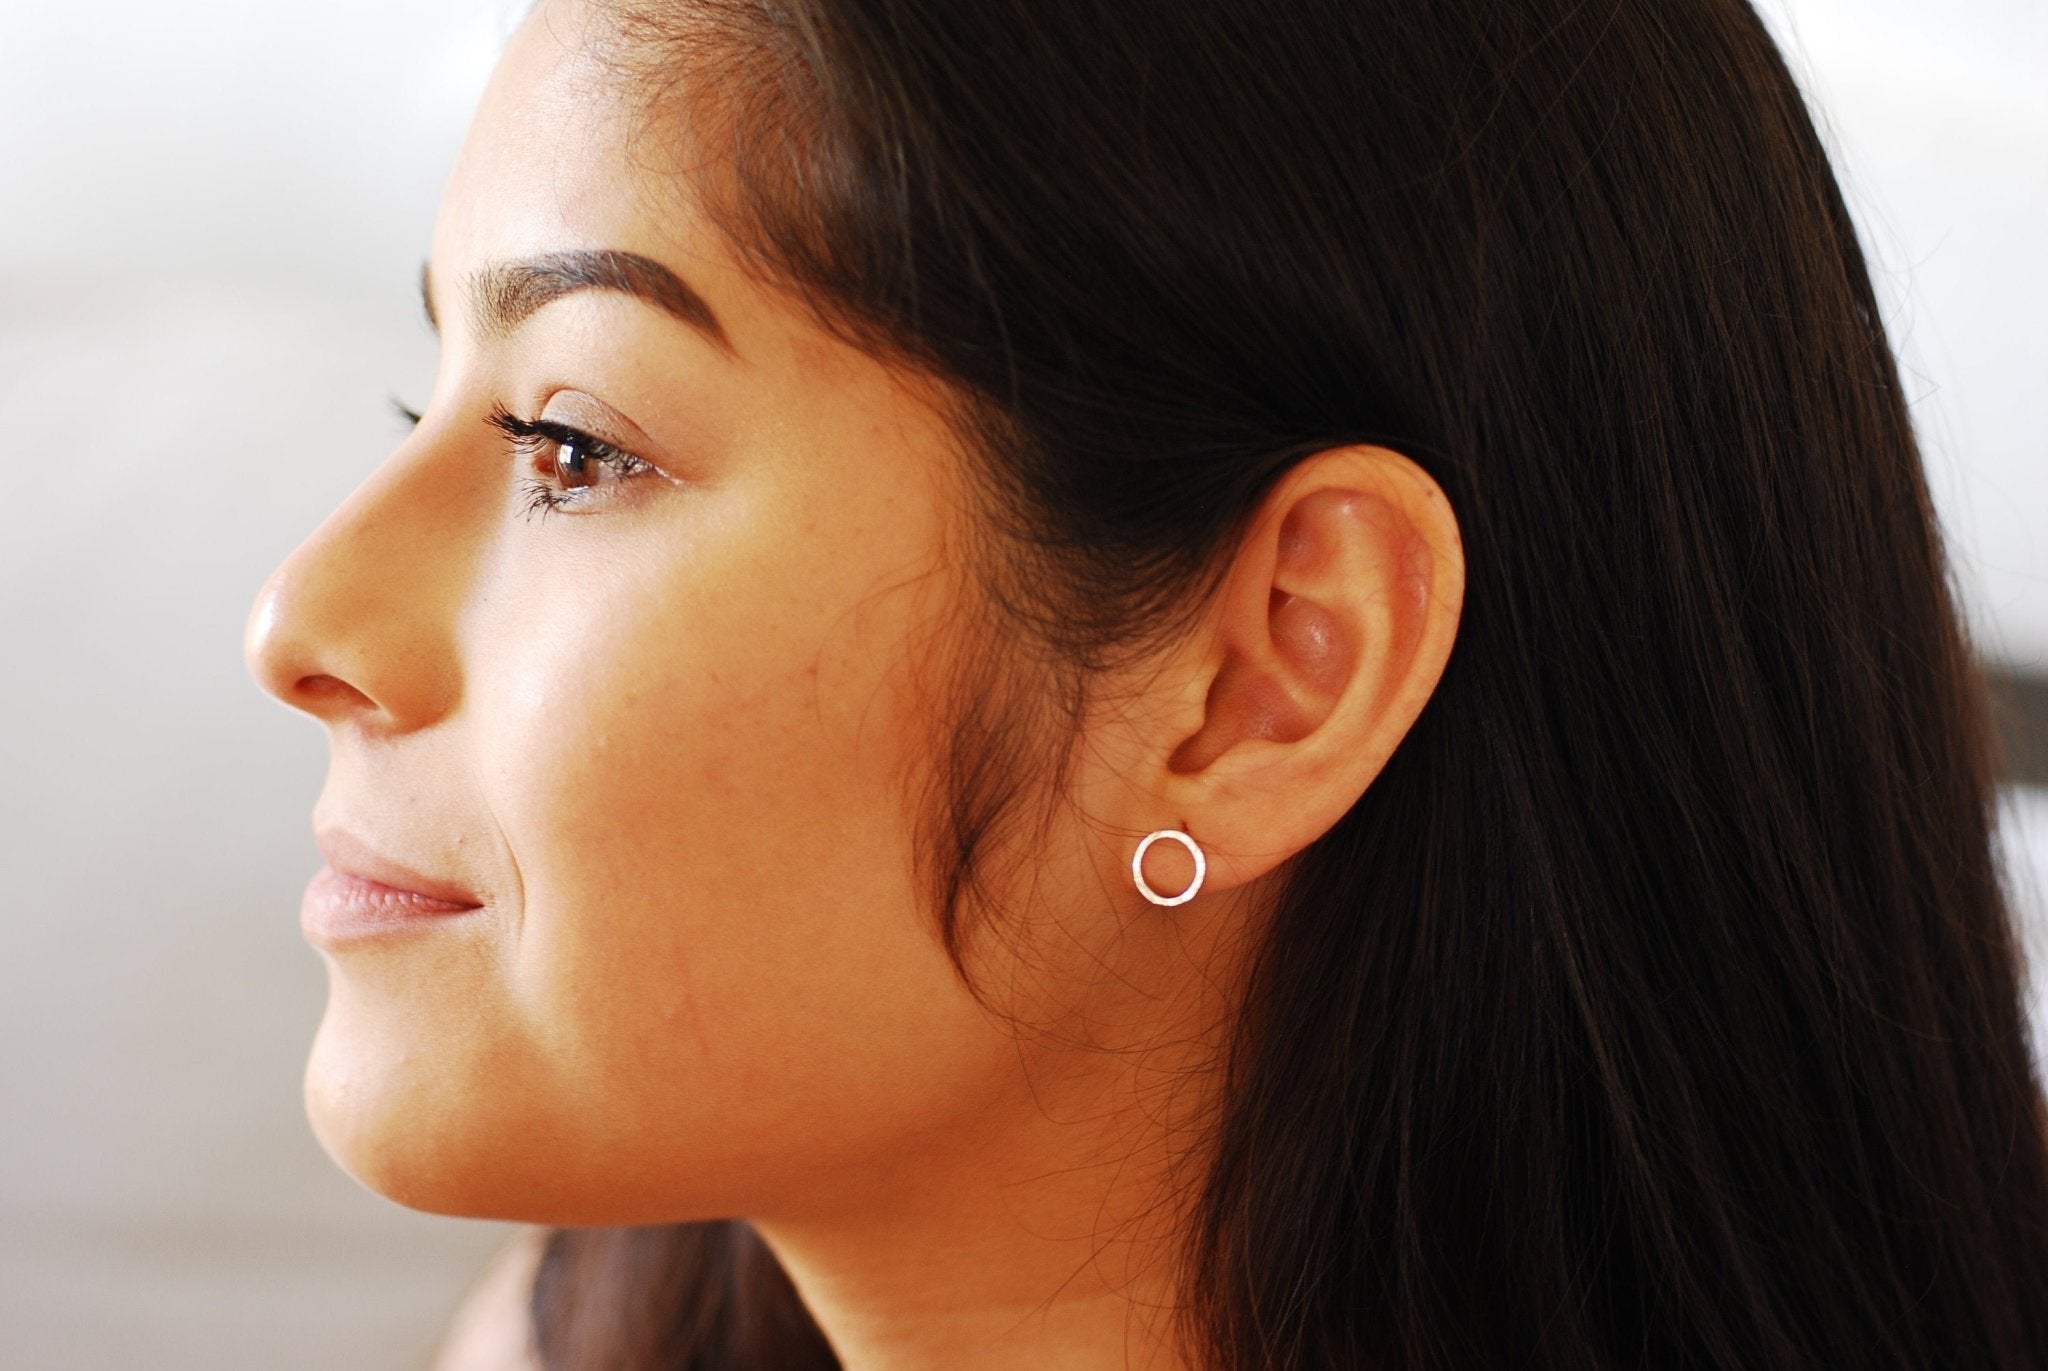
left=245, top=0, right=1460, bottom=1234
left=241, top=0, right=1137, bottom=1226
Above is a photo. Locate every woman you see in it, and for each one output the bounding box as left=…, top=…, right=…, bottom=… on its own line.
left=244, top=0, right=2048, bottom=1366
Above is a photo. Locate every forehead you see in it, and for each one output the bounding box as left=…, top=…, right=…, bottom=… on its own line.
left=433, top=0, right=729, bottom=325
left=427, top=0, right=973, bottom=458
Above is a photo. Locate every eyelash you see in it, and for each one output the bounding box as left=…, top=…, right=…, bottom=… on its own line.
left=488, top=404, right=656, bottom=523
left=390, top=395, right=655, bottom=523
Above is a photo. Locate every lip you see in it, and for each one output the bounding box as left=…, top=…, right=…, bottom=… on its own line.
left=302, top=829, right=483, bottom=946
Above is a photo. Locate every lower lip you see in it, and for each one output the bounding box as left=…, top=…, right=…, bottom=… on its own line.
left=300, top=865, right=482, bottom=946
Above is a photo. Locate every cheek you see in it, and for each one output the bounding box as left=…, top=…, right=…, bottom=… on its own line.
left=311, top=528, right=1019, bottom=1223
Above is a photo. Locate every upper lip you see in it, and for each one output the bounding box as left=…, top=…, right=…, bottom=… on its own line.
left=314, top=828, right=484, bottom=908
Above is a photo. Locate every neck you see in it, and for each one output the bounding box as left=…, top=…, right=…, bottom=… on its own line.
left=754, top=1050, right=1212, bottom=1371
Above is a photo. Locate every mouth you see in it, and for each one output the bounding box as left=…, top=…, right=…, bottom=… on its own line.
left=302, top=829, right=485, bottom=947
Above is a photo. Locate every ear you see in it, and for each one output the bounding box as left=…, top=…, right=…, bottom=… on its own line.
left=1125, top=445, right=1463, bottom=902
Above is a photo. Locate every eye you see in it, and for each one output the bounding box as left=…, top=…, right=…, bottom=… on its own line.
left=484, top=403, right=658, bottom=523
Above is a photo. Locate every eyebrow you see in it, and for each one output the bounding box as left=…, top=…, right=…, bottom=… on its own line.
left=418, top=249, right=734, bottom=357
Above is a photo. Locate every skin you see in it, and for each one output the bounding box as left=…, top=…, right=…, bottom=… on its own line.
left=244, top=3, right=1465, bottom=1368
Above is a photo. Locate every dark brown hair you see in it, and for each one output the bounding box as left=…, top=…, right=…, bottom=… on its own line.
left=526, top=1, right=2048, bottom=1366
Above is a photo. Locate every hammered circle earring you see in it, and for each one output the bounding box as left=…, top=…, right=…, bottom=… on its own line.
left=1132, top=828, right=1207, bottom=907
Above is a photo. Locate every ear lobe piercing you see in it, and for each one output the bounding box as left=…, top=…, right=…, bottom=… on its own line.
left=1133, top=828, right=1206, bottom=906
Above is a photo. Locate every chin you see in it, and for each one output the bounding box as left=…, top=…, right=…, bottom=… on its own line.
left=300, top=1002, right=755, bottom=1227
left=300, top=991, right=572, bottom=1219
left=302, top=1020, right=495, bottom=1216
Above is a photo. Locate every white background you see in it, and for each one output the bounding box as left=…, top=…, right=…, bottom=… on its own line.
left=0, top=1, right=2042, bottom=1366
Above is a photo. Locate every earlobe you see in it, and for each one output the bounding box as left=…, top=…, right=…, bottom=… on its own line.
left=1151, top=447, right=1462, bottom=892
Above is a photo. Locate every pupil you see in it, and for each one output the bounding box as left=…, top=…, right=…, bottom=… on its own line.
left=557, top=438, right=589, bottom=483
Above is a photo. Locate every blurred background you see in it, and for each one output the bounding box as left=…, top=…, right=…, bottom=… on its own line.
left=0, top=0, right=2042, bottom=1366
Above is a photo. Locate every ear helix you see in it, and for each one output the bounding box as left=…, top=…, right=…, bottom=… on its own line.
left=1132, top=828, right=1206, bottom=906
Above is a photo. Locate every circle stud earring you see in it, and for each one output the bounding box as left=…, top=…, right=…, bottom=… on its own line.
left=1132, top=828, right=1206, bottom=907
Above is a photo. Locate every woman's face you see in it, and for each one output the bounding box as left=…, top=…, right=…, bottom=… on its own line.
left=245, top=0, right=1147, bottom=1223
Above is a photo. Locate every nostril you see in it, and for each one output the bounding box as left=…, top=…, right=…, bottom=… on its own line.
left=295, top=674, right=376, bottom=711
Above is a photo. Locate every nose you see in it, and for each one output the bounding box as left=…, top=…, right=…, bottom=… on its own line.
left=244, top=438, right=470, bottom=732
